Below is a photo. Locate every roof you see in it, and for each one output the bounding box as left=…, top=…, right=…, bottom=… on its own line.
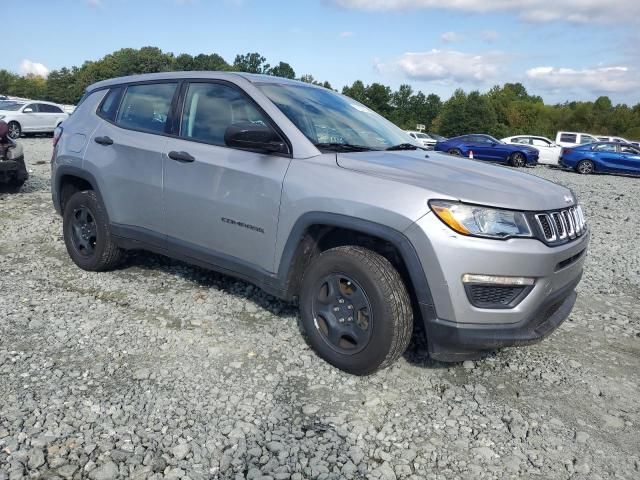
left=87, top=71, right=322, bottom=93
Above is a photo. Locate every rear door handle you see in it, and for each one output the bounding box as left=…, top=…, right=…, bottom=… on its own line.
left=168, top=151, right=195, bottom=163
left=94, top=136, right=113, bottom=146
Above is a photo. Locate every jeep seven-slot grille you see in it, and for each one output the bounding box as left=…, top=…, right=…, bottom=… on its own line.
left=534, top=206, right=586, bottom=244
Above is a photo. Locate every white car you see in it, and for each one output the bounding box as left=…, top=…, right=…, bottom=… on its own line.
left=0, top=101, right=69, bottom=139
left=406, top=130, right=436, bottom=149
left=555, top=131, right=599, bottom=148
left=501, top=135, right=562, bottom=165
left=596, top=135, right=631, bottom=144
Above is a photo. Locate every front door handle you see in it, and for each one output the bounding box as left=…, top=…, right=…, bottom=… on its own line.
left=94, top=136, right=114, bottom=146
left=168, top=151, right=195, bottom=163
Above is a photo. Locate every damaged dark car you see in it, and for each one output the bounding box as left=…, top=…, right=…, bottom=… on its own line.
left=0, top=120, right=28, bottom=191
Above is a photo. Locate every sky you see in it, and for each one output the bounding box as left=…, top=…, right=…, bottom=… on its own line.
left=5, top=0, right=640, bottom=105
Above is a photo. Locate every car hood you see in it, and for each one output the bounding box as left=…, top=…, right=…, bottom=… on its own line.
left=336, top=150, right=574, bottom=211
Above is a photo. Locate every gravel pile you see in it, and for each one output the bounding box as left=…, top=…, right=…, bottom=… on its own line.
left=1, top=138, right=638, bottom=479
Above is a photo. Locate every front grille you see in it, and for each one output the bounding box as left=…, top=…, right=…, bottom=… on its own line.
left=534, top=206, right=586, bottom=244
left=467, top=285, right=526, bottom=309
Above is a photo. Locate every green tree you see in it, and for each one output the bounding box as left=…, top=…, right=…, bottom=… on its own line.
left=268, top=62, right=296, bottom=79
left=233, top=52, right=270, bottom=74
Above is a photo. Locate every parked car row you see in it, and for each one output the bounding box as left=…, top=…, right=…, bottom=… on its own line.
left=0, top=99, right=69, bottom=139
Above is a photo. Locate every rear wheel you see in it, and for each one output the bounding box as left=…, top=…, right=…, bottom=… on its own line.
left=299, top=246, right=413, bottom=375
left=509, top=152, right=527, bottom=167
left=447, top=148, right=462, bottom=156
left=7, top=121, right=21, bottom=139
left=63, top=190, right=123, bottom=271
left=576, top=159, right=594, bottom=174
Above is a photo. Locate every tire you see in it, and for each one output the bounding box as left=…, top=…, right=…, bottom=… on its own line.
left=299, top=246, right=413, bottom=375
left=5, top=178, right=25, bottom=193
left=447, top=148, right=462, bottom=156
left=63, top=190, right=123, bottom=271
left=509, top=152, right=527, bottom=167
left=576, top=159, right=594, bottom=174
left=7, top=121, right=21, bottom=139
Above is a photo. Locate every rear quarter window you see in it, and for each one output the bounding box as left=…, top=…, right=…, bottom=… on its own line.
left=98, top=87, right=124, bottom=121
left=560, top=133, right=577, bottom=143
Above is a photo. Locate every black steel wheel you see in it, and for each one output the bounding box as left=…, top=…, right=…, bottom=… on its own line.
left=300, top=246, right=413, bottom=375
left=576, top=159, right=594, bottom=174
left=510, top=152, right=527, bottom=167
left=311, top=273, right=373, bottom=355
left=63, top=190, right=123, bottom=271
left=70, top=206, right=98, bottom=257
left=448, top=148, right=462, bottom=156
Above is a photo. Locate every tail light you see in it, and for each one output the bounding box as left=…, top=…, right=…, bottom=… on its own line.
left=53, top=125, right=63, bottom=147
left=562, top=148, right=572, bottom=156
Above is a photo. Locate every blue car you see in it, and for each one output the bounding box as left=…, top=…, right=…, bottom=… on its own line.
left=434, top=134, right=539, bottom=167
left=560, top=142, right=640, bottom=175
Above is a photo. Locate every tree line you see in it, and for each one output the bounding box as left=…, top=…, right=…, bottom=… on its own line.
left=1, top=46, right=638, bottom=140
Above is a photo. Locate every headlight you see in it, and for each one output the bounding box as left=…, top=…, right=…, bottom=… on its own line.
left=430, top=200, right=532, bottom=239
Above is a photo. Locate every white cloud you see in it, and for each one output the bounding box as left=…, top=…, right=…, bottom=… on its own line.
left=340, top=31, right=355, bottom=38
left=396, top=49, right=504, bottom=83
left=526, top=65, right=640, bottom=94
left=440, top=31, right=463, bottom=43
left=330, top=0, right=640, bottom=23
left=19, top=60, right=49, bottom=77
left=480, top=30, right=499, bottom=43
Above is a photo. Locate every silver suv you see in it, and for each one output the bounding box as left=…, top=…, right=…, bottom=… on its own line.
left=51, top=72, right=589, bottom=374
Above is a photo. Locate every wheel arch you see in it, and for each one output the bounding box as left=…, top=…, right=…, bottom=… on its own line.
left=54, top=165, right=105, bottom=215
left=276, top=212, right=434, bottom=313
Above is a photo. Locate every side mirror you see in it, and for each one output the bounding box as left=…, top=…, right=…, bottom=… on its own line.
left=224, top=122, right=287, bottom=154
left=23, top=107, right=34, bottom=113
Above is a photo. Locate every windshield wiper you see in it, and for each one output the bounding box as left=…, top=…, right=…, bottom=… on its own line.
left=314, top=142, right=377, bottom=152
left=386, top=143, right=420, bottom=151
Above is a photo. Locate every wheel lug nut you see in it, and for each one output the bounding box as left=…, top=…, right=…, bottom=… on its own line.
left=339, top=318, right=345, bottom=323
left=333, top=307, right=340, bottom=312
left=348, top=317, right=353, bottom=322
left=347, top=305, right=353, bottom=310
left=338, top=298, right=345, bottom=304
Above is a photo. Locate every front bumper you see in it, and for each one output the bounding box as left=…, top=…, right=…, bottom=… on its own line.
left=421, top=273, right=580, bottom=361
left=404, top=212, right=589, bottom=361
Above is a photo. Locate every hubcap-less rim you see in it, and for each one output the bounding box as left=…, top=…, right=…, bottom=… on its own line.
left=71, top=207, right=97, bottom=257
left=311, top=273, right=373, bottom=355
left=579, top=161, right=593, bottom=174
left=513, top=153, right=526, bottom=167
left=8, top=124, right=19, bottom=139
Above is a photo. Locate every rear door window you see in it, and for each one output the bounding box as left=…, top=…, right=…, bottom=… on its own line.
left=116, top=83, right=177, bottom=134
left=560, top=133, right=577, bottom=143
left=180, top=82, right=270, bottom=146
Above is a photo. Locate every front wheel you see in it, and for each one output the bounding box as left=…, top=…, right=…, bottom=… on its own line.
left=576, top=159, right=594, bottom=174
left=299, top=246, right=413, bottom=375
left=63, top=190, right=123, bottom=271
left=509, top=152, right=527, bottom=167
left=7, top=121, right=21, bottom=139
left=447, top=148, right=462, bottom=156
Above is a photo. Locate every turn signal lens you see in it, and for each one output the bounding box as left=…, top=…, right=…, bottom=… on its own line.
left=462, top=274, right=535, bottom=286
left=430, top=204, right=470, bottom=235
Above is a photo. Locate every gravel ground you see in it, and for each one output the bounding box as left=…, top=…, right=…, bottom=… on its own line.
left=1, top=138, right=638, bottom=480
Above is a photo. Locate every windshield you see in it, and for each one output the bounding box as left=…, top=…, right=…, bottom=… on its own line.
left=416, top=133, right=431, bottom=139
left=0, top=102, right=23, bottom=111
left=257, top=83, right=412, bottom=151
